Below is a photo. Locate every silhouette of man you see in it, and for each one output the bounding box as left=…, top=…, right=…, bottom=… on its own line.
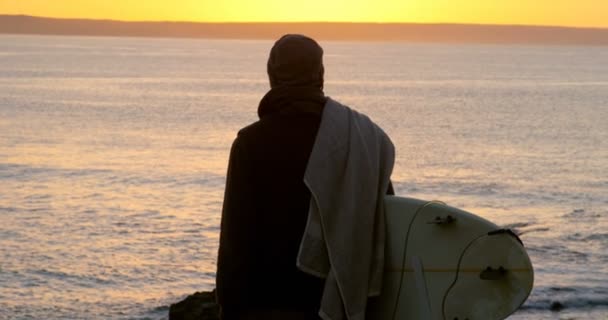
left=216, top=34, right=394, bottom=320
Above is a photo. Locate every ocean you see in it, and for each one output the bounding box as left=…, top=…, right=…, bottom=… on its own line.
left=0, top=34, right=606, bottom=319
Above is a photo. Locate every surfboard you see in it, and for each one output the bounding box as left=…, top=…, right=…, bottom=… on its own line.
left=367, top=196, right=534, bottom=320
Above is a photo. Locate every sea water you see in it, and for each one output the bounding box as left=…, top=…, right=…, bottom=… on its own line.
left=0, top=35, right=607, bottom=319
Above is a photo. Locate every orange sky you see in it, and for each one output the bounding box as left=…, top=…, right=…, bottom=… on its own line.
left=1, top=0, right=607, bottom=28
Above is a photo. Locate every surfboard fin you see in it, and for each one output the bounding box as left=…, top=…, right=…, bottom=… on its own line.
left=479, top=266, right=508, bottom=280
left=427, top=214, right=456, bottom=225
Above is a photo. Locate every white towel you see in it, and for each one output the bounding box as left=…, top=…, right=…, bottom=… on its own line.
left=298, top=98, right=395, bottom=320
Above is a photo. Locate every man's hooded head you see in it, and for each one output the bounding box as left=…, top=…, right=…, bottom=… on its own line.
left=267, top=34, right=324, bottom=89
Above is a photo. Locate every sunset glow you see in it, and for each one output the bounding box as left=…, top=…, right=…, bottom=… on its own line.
left=1, top=0, right=607, bottom=28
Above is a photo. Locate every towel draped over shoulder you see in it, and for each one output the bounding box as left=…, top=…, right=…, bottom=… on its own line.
left=298, top=98, right=395, bottom=320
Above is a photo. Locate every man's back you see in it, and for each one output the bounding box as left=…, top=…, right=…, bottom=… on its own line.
left=216, top=86, right=326, bottom=317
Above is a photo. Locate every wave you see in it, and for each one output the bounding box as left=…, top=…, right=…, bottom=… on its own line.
left=521, top=285, right=608, bottom=312
left=394, top=180, right=606, bottom=209
left=522, top=297, right=608, bottom=311
left=527, top=244, right=589, bottom=261
left=565, top=232, right=608, bottom=243
left=562, top=208, right=603, bottom=219
left=0, top=162, right=226, bottom=190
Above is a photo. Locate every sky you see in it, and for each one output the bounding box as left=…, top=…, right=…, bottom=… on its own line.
left=1, top=0, right=607, bottom=28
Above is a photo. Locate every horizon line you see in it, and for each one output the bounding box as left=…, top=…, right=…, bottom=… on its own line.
left=3, top=14, right=608, bottom=46
left=5, top=14, right=608, bottom=31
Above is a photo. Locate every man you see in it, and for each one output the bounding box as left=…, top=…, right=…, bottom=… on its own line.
left=216, top=34, right=394, bottom=320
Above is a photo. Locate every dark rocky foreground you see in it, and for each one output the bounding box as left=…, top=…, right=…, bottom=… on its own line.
left=167, top=289, right=571, bottom=319
left=169, top=290, right=220, bottom=320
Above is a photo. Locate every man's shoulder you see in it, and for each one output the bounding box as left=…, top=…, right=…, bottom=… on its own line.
left=324, top=98, right=389, bottom=136
left=236, top=110, right=301, bottom=139
left=236, top=119, right=265, bottom=139
left=233, top=118, right=275, bottom=148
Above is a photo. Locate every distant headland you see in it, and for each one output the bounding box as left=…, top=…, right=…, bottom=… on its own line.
left=2, top=15, right=608, bottom=45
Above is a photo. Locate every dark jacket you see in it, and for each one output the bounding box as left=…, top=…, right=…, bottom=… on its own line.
left=216, top=87, right=327, bottom=317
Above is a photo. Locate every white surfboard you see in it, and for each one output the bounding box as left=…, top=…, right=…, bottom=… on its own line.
left=367, top=196, right=534, bottom=320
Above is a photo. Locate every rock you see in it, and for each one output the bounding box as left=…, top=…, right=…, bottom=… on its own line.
left=169, top=290, right=220, bottom=320
left=550, top=301, right=565, bottom=312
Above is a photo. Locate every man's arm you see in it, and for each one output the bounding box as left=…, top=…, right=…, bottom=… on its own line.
left=216, top=136, right=255, bottom=312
